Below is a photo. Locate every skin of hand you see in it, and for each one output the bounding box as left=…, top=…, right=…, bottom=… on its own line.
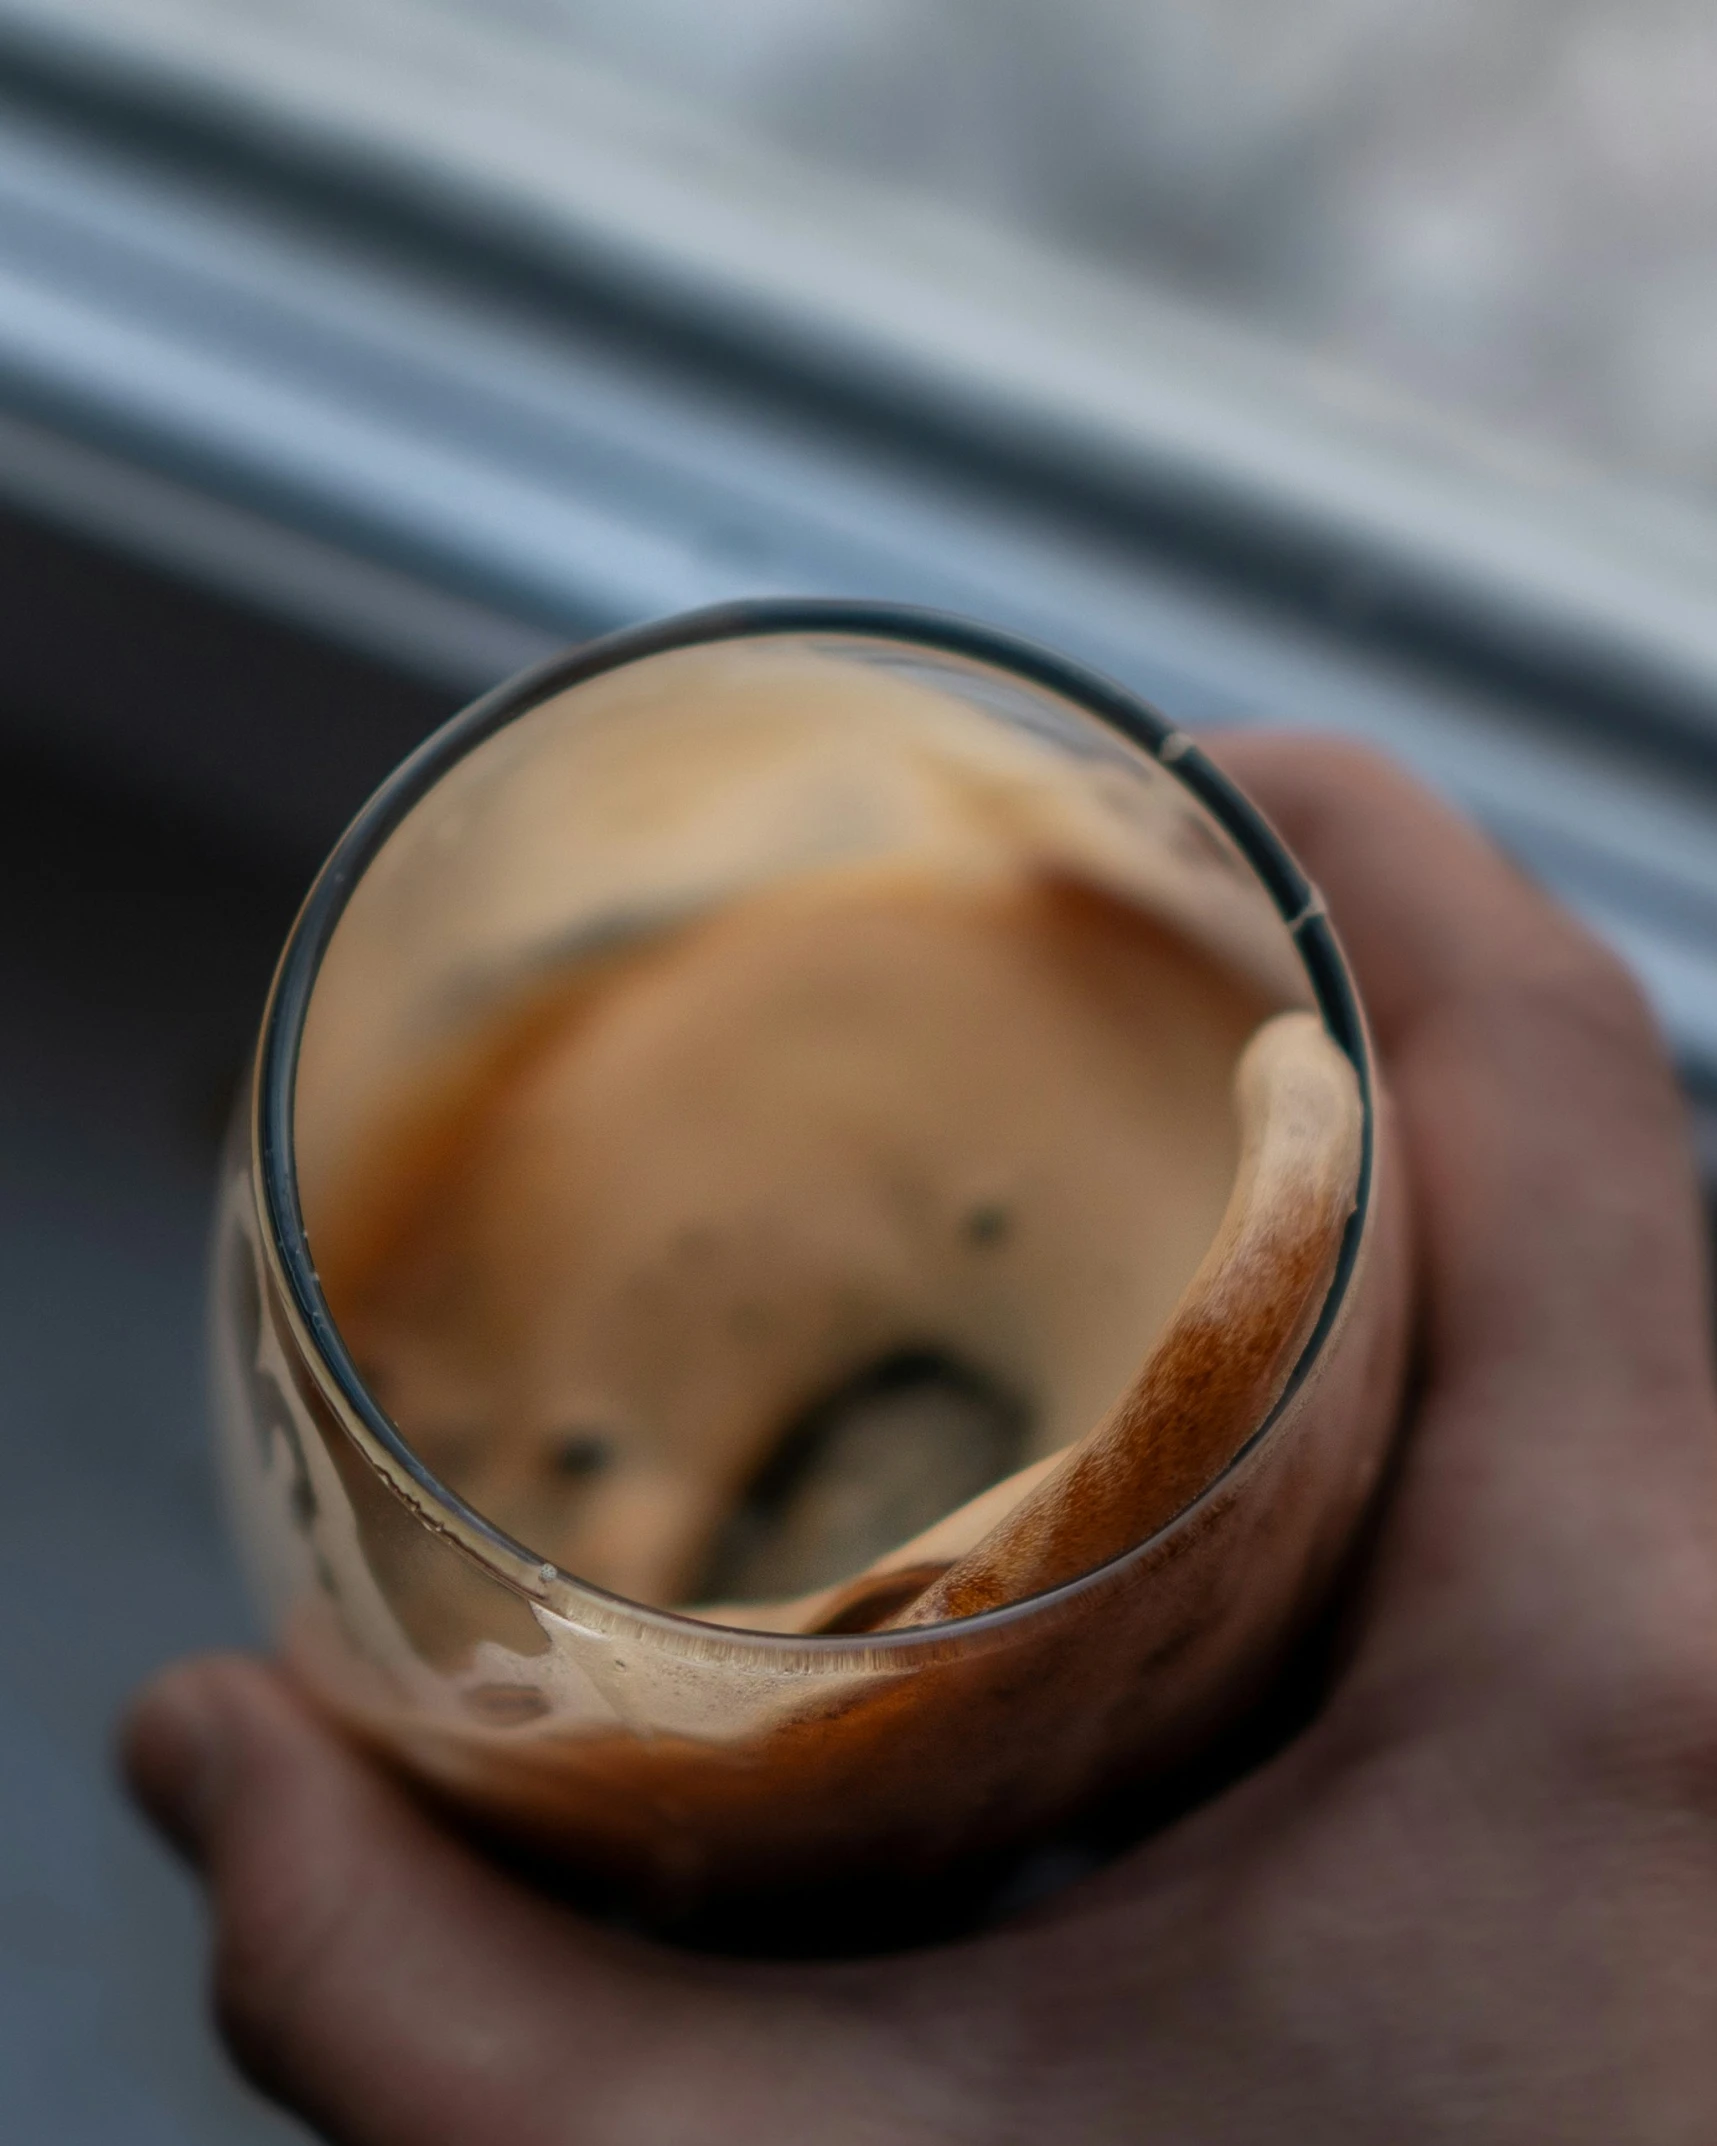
left=122, top=738, right=1717, bottom=2146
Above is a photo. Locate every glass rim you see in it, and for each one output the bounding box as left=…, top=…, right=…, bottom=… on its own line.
left=253, top=598, right=1375, bottom=1665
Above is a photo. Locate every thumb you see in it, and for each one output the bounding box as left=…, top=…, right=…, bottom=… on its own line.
left=119, top=1655, right=972, bottom=2146
left=123, top=1653, right=644, bottom=2141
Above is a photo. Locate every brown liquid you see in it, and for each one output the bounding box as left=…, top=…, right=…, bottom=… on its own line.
left=272, top=647, right=1395, bottom=1928
left=319, top=858, right=1268, bottom=1625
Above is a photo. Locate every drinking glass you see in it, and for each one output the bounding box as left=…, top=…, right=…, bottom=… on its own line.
left=211, top=601, right=1407, bottom=1937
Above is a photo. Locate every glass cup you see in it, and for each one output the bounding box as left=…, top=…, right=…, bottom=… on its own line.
left=211, top=602, right=1408, bottom=1941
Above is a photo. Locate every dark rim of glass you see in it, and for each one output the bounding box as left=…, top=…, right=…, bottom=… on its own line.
left=256, top=598, right=1374, bottom=1643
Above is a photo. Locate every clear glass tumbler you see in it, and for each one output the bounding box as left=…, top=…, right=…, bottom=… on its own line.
left=211, top=602, right=1407, bottom=1938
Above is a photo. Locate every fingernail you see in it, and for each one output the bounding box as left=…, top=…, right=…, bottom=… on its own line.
left=124, top=1679, right=232, bottom=1862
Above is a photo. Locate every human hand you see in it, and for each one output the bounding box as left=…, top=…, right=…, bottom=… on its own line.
left=124, top=738, right=1717, bottom=2144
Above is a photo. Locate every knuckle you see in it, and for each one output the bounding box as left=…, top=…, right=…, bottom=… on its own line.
left=1575, top=1651, right=1717, bottom=1809
left=1547, top=1569, right=1717, bottom=1805
left=1264, top=736, right=1417, bottom=818
left=1296, top=737, right=1412, bottom=800
left=1545, top=927, right=1654, bottom=1034
left=1475, top=919, right=1663, bottom=1074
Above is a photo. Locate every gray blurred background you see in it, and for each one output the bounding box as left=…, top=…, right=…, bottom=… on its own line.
left=475, top=0, right=1717, bottom=503
left=1, top=4, right=1714, bottom=2138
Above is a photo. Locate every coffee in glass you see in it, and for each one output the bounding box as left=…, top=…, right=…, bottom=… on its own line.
left=213, top=604, right=1408, bottom=1933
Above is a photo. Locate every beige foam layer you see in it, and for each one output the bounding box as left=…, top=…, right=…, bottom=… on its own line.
left=692, top=1008, right=1360, bottom=1633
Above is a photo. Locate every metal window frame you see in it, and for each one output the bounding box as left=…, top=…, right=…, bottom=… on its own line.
left=0, top=2, right=1713, bottom=1145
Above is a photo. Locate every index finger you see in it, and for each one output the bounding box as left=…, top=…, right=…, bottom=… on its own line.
left=1207, top=736, right=1716, bottom=1665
